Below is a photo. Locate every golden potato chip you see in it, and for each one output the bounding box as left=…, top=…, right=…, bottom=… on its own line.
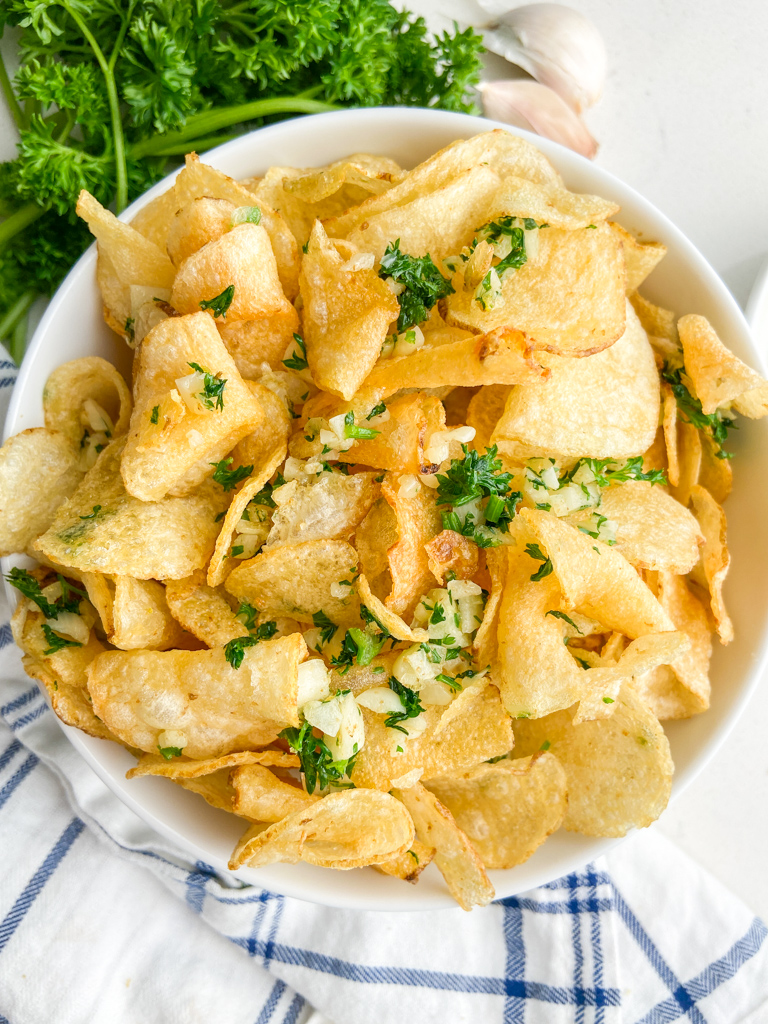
left=346, top=164, right=501, bottom=263
left=283, top=153, right=403, bottom=204
left=120, top=312, right=264, bottom=502
left=76, top=190, right=175, bottom=329
left=266, top=472, right=379, bottom=548
left=225, top=539, right=359, bottom=624
left=217, top=314, right=300, bottom=378
left=171, top=224, right=296, bottom=329
left=488, top=176, right=619, bottom=230
left=629, top=291, right=677, bottom=343
left=87, top=634, right=306, bottom=757
left=732, top=383, right=768, bottom=419
left=300, top=222, right=399, bottom=400
left=35, top=438, right=229, bottom=580
left=698, top=432, right=732, bottom=504
left=233, top=382, right=293, bottom=464
left=166, top=196, right=234, bottom=266
left=352, top=681, right=512, bottom=791
left=445, top=223, right=626, bottom=357
left=207, top=444, right=286, bottom=589
left=520, top=508, right=674, bottom=638
left=130, top=184, right=185, bottom=250
left=473, top=547, right=508, bottom=670
left=492, top=301, right=658, bottom=459
left=248, top=165, right=315, bottom=249
left=679, top=314, right=768, bottom=416
left=670, top=421, right=702, bottom=508
left=176, top=769, right=238, bottom=814
left=610, top=223, right=666, bottom=292
left=354, top=498, right=398, bottom=596
left=661, top=382, right=680, bottom=487
left=165, top=572, right=246, bottom=647
left=81, top=571, right=114, bottom=636
left=425, top=529, right=479, bottom=585
left=566, top=481, right=703, bottom=573
left=425, top=752, right=567, bottom=869
left=381, top=472, right=441, bottom=618
left=127, top=748, right=299, bottom=779
left=689, top=484, right=733, bottom=643
left=229, top=789, right=414, bottom=870
left=12, top=603, right=114, bottom=741
left=231, top=763, right=318, bottom=822
left=111, top=577, right=192, bottom=651
left=324, top=130, right=561, bottom=238
left=373, top=839, right=435, bottom=883
left=467, top=385, right=513, bottom=453
left=43, top=357, right=132, bottom=445
left=512, top=683, right=673, bottom=837
left=393, top=783, right=494, bottom=911
left=633, top=572, right=711, bottom=719
left=355, top=574, right=427, bottom=643
left=0, top=429, right=82, bottom=557
left=363, top=326, right=548, bottom=397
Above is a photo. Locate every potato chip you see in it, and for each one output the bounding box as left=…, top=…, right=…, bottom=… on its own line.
left=233, top=382, right=293, bottom=463
left=363, top=326, right=548, bottom=396
left=566, top=481, right=703, bottom=573
left=229, top=789, right=414, bottom=870
left=0, top=429, right=82, bottom=557
left=12, top=603, right=114, bottom=740
left=632, top=572, right=711, bottom=719
left=300, top=222, right=399, bottom=400
left=82, top=571, right=114, bottom=636
left=166, top=196, right=234, bottom=267
left=43, top=357, right=132, bottom=446
left=111, top=577, right=193, bottom=651
left=266, top=471, right=379, bottom=548
left=512, top=683, right=673, bottom=837
left=445, top=223, right=626, bottom=357
left=492, top=301, right=658, bottom=459
left=698, top=432, right=732, bottom=504
left=661, top=382, right=680, bottom=487
left=165, top=572, right=245, bottom=647
left=171, top=224, right=297, bottom=331
left=207, top=444, right=286, bottom=589
left=424, top=529, right=479, bottom=585
left=381, top=472, right=441, bottom=618
left=488, top=176, right=619, bottom=231
left=35, top=438, right=229, bottom=580
left=127, top=748, right=298, bottom=779
left=130, top=185, right=185, bottom=250
left=120, top=312, right=264, bottom=502
left=283, top=153, right=403, bottom=205
left=87, top=634, right=306, bottom=757
left=688, top=484, right=733, bottom=644
left=473, top=547, right=508, bottom=670
left=324, top=130, right=561, bottom=238
left=610, top=223, right=666, bottom=292
left=248, top=166, right=316, bottom=249
left=217, top=314, right=300, bottom=377
left=354, top=498, right=398, bottom=596
left=425, top=752, right=567, bottom=869
left=393, top=783, right=494, bottom=911
left=467, top=385, right=513, bottom=454
left=679, top=314, right=768, bottom=416
left=346, top=164, right=502, bottom=263
left=629, top=291, right=678, bottom=343
left=520, top=508, right=675, bottom=638
left=354, top=574, right=426, bottom=643
left=352, top=682, right=512, bottom=791
left=670, top=421, right=702, bottom=508
left=231, top=763, right=318, bottom=822
left=176, top=769, right=238, bottom=814
left=225, top=539, right=359, bottom=625
left=373, top=839, right=435, bottom=883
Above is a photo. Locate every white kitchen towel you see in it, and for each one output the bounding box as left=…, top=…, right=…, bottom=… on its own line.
left=1, top=359, right=768, bottom=1024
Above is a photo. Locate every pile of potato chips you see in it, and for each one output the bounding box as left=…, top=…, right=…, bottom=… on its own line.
left=2, top=130, right=767, bottom=910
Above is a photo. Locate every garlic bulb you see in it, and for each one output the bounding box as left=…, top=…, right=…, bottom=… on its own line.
left=480, top=3, right=607, bottom=113
left=480, top=79, right=598, bottom=159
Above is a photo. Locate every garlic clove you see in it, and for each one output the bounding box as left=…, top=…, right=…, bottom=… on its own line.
left=481, top=2, right=607, bottom=113
left=480, top=79, right=598, bottom=160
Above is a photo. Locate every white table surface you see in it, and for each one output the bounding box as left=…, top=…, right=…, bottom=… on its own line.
left=2, top=1, right=768, bottom=920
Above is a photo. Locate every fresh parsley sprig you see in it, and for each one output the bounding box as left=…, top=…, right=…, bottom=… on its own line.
left=343, top=410, right=380, bottom=441
left=436, top=445, right=522, bottom=548
left=562, top=456, right=667, bottom=488
left=6, top=568, right=85, bottom=619
left=661, top=364, right=736, bottom=459
left=279, top=720, right=357, bottom=795
left=379, top=240, right=454, bottom=331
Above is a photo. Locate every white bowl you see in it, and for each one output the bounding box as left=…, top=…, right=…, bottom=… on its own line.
left=5, top=108, right=768, bottom=910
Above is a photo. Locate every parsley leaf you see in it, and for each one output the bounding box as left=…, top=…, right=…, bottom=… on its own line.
left=343, top=410, right=380, bottom=441
left=41, top=624, right=82, bottom=656
left=79, top=505, right=102, bottom=520
left=436, top=444, right=522, bottom=548
left=546, top=610, right=582, bottom=632
left=525, top=543, right=553, bottom=581
left=312, top=610, right=338, bottom=646
left=282, top=333, right=308, bottom=372
left=279, top=720, right=357, bottom=795
left=379, top=239, right=454, bottom=331
left=150, top=405, right=159, bottom=425
left=384, top=677, right=425, bottom=733
left=158, top=745, right=183, bottom=760
left=661, top=364, right=736, bottom=459
left=366, top=401, right=387, bottom=420
left=235, top=602, right=259, bottom=631
left=199, top=285, right=235, bottom=318
left=187, top=362, right=226, bottom=411
left=5, top=568, right=83, bottom=618
left=224, top=622, right=278, bottom=668
left=562, top=456, right=667, bottom=488
left=210, top=456, right=253, bottom=491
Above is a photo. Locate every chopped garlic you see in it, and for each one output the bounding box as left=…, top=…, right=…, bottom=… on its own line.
left=397, top=474, right=421, bottom=499
left=80, top=398, right=114, bottom=436
left=44, top=611, right=89, bottom=644
left=341, top=252, right=375, bottom=272
left=157, top=729, right=187, bottom=751
left=355, top=687, right=405, bottom=714
left=392, top=325, right=425, bottom=358
left=424, top=425, right=476, bottom=466
left=303, top=696, right=343, bottom=738
left=324, top=692, right=365, bottom=761
left=419, top=680, right=454, bottom=706
left=383, top=276, right=405, bottom=296
left=175, top=370, right=210, bottom=414
left=297, top=659, right=331, bottom=707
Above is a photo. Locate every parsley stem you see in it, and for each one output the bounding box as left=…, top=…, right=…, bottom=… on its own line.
left=146, top=133, right=241, bottom=157
left=129, top=98, right=339, bottom=160
left=1, top=290, right=35, bottom=362
left=0, top=39, right=24, bottom=130
left=61, top=2, right=128, bottom=213
left=0, top=201, right=46, bottom=248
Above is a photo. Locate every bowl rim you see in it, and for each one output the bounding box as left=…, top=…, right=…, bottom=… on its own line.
left=5, top=106, right=768, bottom=911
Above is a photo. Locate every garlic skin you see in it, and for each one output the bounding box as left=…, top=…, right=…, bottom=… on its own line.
left=481, top=3, right=607, bottom=113
left=480, top=79, right=598, bottom=160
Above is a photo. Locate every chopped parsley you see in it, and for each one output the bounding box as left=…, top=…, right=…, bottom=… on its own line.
left=235, top=602, right=259, bottom=631
left=366, top=402, right=387, bottom=420
left=602, top=697, right=615, bottom=704
left=150, top=405, right=159, bottom=425
left=384, top=677, right=425, bottom=733
left=199, top=284, right=235, bottom=318
left=525, top=543, right=553, bottom=581
left=436, top=444, right=521, bottom=547
left=124, top=317, right=135, bottom=340
left=158, top=745, right=183, bottom=760
left=561, top=456, right=667, bottom=488
left=79, top=505, right=102, bottom=520
left=210, top=456, right=253, bottom=491
left=661, top=364, right=736, bottom=459
left=231, top=206, right=261, bottom=226
left=312, top=610, right=338, bottom=646
left=436, top=672, right=462, bottom=691
left=187, top=362, right=226, bottom=411
left=279, top=720, right=357, bottom=795
left=41, top=624, right=82, bottom=656
left=545, top=610, right=582, bottom=632
left=379, top=239, right=454, bottom=331
left=282, top=333, right=308, bottom=372
left=344, top=410, right=380, bottom=441
left=6, top=568, right=84, bottom=619
left=224, top=621, right=278, bottom=668
left=540, top=740, right=551, bottom=751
